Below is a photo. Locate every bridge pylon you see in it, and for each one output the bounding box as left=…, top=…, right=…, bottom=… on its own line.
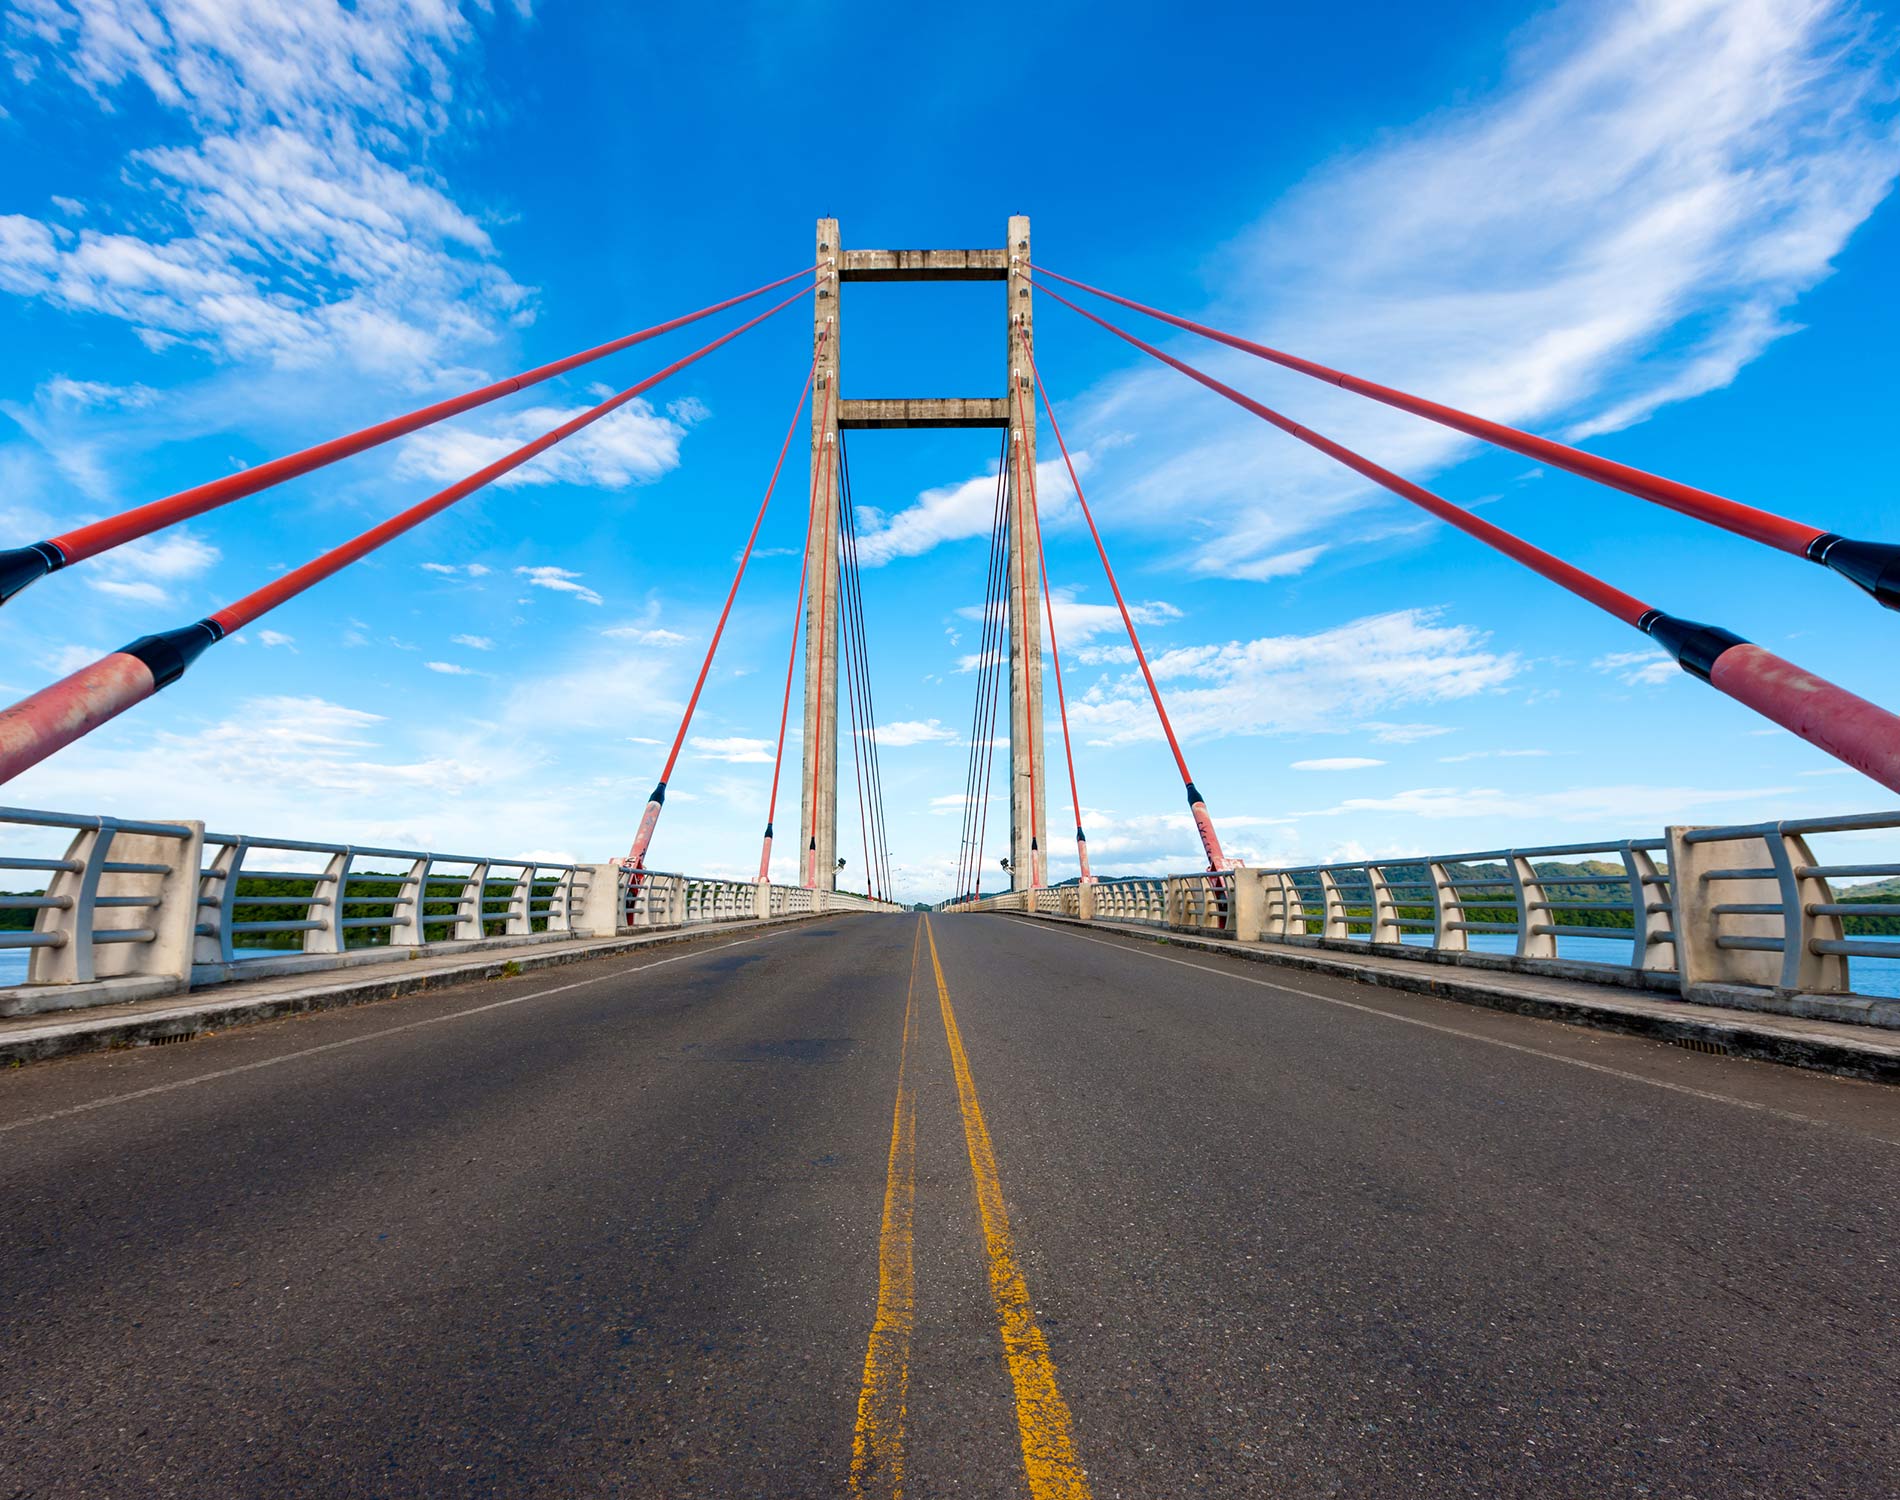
left=801, top=217, right=1047, bottom=891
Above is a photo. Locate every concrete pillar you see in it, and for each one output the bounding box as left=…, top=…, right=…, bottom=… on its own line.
left=1229, top=869, right=1265, bottom=943
left=800, top=218, right=843, bottom=890
left=1004, top=213, right=1048, bottom=890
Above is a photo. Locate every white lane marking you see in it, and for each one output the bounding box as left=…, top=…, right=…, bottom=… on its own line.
left=0, top=930, right=795, bottom=1137
left=997, top=917, right=1899, bottom=1144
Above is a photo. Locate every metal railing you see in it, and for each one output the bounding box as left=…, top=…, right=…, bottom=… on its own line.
left=0, top=808, right=200, bottom=990
left=2, top=803, right=904, bottom=1013
left=945, top=810, right=1900, bottom=1025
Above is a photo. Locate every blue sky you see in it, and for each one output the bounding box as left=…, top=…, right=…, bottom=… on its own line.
left=1, top=0, right=1897, bottom=902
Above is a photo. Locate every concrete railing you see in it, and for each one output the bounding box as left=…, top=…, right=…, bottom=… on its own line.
left=1, top=803, right=903, bottom=1016
left=945, top=810, right=1900, bottom=1027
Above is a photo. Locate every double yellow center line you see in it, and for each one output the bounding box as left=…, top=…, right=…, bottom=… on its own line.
left=849, top=916, right=1091, bottom=1499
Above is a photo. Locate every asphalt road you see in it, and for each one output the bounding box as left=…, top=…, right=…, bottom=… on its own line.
left=2, top=913, right=1895, bottom=1498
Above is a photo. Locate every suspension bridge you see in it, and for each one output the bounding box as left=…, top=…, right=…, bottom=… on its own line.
left=1, top=219, right=1896, bottom=1498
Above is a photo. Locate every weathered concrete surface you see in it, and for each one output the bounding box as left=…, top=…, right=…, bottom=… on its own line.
left=836, top=396, right=1009, bottom=428
left=837, top=247, right=1009, bottom=279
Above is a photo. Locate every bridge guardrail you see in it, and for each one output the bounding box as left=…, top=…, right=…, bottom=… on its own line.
left=945, top=809, right=1900, bottom=1027
left=1, top=803, right=904, bottom=1016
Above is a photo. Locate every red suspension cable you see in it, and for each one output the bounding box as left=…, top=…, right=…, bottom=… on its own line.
left=0, top=264, right=824, bottom=608
left=0, top=284, right=814, bottom=787
left=1009, top=373, right=1090, bottom=884
left=1029, top=264, right=1900, bottom=612
left=621, top=332, right=823, bottom=871
left=1031, top=280, right=1900, bottom=793
left=759, top=520, right=812, bottom=882
left=1014, top=322, right=1231, bottom=870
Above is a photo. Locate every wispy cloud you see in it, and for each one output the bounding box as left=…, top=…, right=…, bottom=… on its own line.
left=396, top=398, right=702, bottom=491
left=515, top=565, right=603, bottom=606
left=1069, top=0, right=1900, bottom=578
left=690, top=735, right=775, bottom=764
left=1073, top=608, right=1520, bottom=745
left=1594, top=648, right=1677, bottom=686
left=1292, top=757, right=1385, bottom=771
left=853, top=450, right=1091, bottom=565
left=0, top=0, right=534, bottom=373
left=871, top=719, right=958, bottom=748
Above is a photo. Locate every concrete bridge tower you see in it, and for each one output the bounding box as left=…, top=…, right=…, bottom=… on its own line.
left=800, top=216, right=1047, bottom=891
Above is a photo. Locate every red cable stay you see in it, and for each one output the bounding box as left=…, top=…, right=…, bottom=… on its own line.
left=1029, top=278, right=1900, bottom=794
left=619, top=331, right=824, bottom=873
left=1029, top=264, right=1900, bottom=612
left=1008, top=371, right=1091, bottom=886
left=758, top=508, right=811, bottom=883
left=0, top=282, right=815, bottom=787
left=1014, top=320, right=1234, bottom=871
left=0, top=264, right=825, bottom=609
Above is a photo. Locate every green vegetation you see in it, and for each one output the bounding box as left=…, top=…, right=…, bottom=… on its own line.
left=2, top=873, right=566, bottom=947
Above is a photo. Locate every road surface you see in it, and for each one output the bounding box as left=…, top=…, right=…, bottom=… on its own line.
left=2, top=913, right=1895, bottom=1497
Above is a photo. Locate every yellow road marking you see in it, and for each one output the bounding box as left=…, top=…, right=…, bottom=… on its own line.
left=849, top=919, right=924, bottom=1497
left=924, top=917, right=1092, bottom=1500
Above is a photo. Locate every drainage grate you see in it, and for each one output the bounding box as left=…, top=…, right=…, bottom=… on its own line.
left=148, top=1032, right=196, bottom=1046
left=1672, top=1036, right=1732, bottom=1056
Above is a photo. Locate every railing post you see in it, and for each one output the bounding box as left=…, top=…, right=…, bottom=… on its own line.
left=1367, top=864, right=1398, bottom=945
left=1318, top=869, right=1349, bottom=941
left=1621, top=844, right=1675, bottom=974
left=388, top=857, right=431, bottom=946
left=544, top=868, right=575, bottom=935
left=503, top=865, right=535, bottom=937
left=302, top=848, right=352, bottom=956
left=1771, top=828, right=1850, bottom=993
left=755, top=879, right=771, bottom=920
left=453, top=863, right=489, bottom=941
left=195, top=837, right=246, bottom=968
left=1077, top=881, right=1096, bottom=921
left=1510, top=855, right=1557, bottom=959
left=1429, top=861, right=1466, bottom=952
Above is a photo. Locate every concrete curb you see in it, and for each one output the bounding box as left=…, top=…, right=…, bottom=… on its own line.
left=1007, top=913, right=1900, bottom=1086
left=0, top=915, right=830, bottom=1068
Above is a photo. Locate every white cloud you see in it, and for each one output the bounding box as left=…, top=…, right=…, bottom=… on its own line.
left=1066, top=0, right=1900, bottom=579
left=872, top=719, right=958, bottom=748
left=1594, top=649, right=1678, bottom=686
left=689, top=736, right=775, bottom=764
left=425, top=660, right=474, bottom=675
left=515, top=565, right=603, bottom=606
left=87, top=578, right=168, bottom=605
left=1299, top=782, right=1799, bottom=824
left=257, top=629, right=294, bottom=649
left=0, top=1, right=533, bottom=373
left=1438, top=748, right=1552, bottom=762
left=601, top=626, right=688, bottom=646
left=396, top=397, right=700, bottom=491
left=854, top=451, right=1092, bottom=565
left=1291, top=757, right=1386, bottom=771
left=1072, top=608, right=1520, bottom=745
left=451, top=634, right=493, bottom=651
left=1359, top=722, right=1455, bottom=744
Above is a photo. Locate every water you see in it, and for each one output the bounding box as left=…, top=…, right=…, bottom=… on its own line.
left=2, top=935, right=1896, bottom=997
